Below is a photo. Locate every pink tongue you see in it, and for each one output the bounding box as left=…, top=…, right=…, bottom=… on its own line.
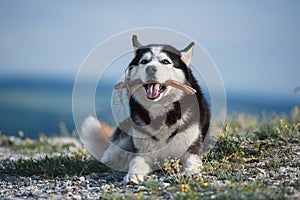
left=147, top=83, right=161, bottom=99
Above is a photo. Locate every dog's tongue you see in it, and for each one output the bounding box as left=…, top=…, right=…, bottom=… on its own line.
left=147, top=83, right=161, bottom=99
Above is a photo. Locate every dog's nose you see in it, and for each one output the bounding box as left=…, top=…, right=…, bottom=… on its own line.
left=145, top=65, right=157, bottom=75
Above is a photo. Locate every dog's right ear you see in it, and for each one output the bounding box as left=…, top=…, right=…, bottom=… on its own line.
left=181, top=42, right=195, bottom=67
left=132, top=35, right=143, bottom=49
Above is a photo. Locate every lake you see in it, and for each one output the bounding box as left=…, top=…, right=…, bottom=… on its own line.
left=0, top=78, right=299, bottom=138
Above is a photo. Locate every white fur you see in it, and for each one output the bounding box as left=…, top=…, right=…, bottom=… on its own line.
left=131, top=44, right=187, bottom=106
left=181, top=43, right=194, bottom=66
left=121, top=122, right=200, bottom=183
left=123, top=156, right=152, bottom=184
left=101, top=135, right=133, bottom=171
left=80, top=116, right=109, bottom=160
left=151, top=46, right=163, bottom=56
left=138, top=46, right=186, bottom=85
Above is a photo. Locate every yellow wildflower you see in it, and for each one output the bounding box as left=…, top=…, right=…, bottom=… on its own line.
left=225, top=180, right=231, bottom=185
left=203, top=182, right=209, bottom=187
left=25, top=137, right=33, bottom=145
left=75, top=151, right=81, bottom=158
left=196, top=177, right=204, bottom=182
left=18, top=130, right=24, bottom=137
left=222, top=156, right=228, bottom=163
left=164, top=165, right=171, bottom=171
left=219, top=133, right=225, bottom=139
left=39, top=135, right=45, bottom=143
left=181, top=184, right=190, bottom=192
left=232, top=152, right=238, bottom=157
left=225, top=180, right=234, bottom=188
left=243, top=156, right=255, bottom=162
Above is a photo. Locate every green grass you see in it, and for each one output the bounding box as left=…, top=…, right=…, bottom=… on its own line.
left=0, top=155, right=110, bottom=178
left=0, top=107, right=299, bottom=199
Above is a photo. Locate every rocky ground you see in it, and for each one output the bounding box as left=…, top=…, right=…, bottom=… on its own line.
left=0, top=114, right=300, bottom=199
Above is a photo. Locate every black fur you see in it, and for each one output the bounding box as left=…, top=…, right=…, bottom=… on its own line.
left=167, top=128, right=179, bottom=143
left=129, top=97, right=151, bottom=126
left=166, top=101, right=181, bottom=126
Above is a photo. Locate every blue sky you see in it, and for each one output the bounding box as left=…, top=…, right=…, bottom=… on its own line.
left=0, top=0, right=300, bottom=97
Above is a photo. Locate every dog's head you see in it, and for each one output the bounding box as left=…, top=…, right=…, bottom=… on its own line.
left=126, top=35, right=195, bottom=104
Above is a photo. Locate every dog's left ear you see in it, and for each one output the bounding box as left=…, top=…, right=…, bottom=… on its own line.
left=132, top=35, right=143, bottom=49
left=181, top=42, right=195, bottom=67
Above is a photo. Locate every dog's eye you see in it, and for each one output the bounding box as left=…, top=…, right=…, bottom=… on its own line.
left=140, top=59, right=148, bottom=64
left=160, top=59, right=171, bottom=65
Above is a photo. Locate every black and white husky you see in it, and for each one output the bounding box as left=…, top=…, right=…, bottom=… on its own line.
left=81, top=35, right=210, bottom=184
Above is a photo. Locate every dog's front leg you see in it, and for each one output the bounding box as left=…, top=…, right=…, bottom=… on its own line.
left=124, top=156, right=152, bottom=184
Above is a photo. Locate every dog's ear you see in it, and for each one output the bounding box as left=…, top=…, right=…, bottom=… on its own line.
left=132, top=35, right=143, bottom=49
left=181, top=42, right=195, bottom=67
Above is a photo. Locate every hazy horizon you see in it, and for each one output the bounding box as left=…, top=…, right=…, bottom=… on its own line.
left=1, top=1, right=300, bottom=97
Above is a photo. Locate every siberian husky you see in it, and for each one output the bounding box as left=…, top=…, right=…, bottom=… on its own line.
left=81, top=35, right=210, bottom=184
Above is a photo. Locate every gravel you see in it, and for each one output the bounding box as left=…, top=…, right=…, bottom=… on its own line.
left=1, top=175, right=104, bottom=199
left=1, top=136, right=299, bottom=199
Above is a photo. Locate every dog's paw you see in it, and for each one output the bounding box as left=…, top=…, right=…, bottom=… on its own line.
left=123, top=172, right=146, bottom=184
left=123, top=156, right=151, bottom=184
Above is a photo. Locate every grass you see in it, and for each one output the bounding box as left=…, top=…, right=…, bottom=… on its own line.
left=0, top=107, right=299, bottom=199
left=0, top=155, right=110, bottom=178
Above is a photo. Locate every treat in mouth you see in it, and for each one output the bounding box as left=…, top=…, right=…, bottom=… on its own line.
left=144, top=83, right=166, bottom=99
left=114, top=79, right=196, bottom=97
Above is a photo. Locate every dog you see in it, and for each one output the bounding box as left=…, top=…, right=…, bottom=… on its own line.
left=81, top=35, right=210, bottom=184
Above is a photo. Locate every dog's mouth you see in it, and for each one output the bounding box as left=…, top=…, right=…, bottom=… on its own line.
left=144, top=83, right=166, bottom=100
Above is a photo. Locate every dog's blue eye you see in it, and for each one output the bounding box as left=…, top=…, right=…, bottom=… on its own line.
left=161, top=59, right=171, bottom=65
left=140, top=59, right=148, bottom=64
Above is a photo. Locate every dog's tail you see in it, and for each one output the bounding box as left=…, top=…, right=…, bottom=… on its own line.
left=80, top=116, right=114, bottom=160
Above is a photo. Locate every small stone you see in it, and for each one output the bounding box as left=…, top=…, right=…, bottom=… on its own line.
left=269, top=170, right=277, bottom=177
left=278, top=167, right=286, bottom=175
left=101, top=184, right=113, bottom=192
left=72, top=194, right=82, bottom=200
left=136, top=186, right=146, bottom=191
left=162, top=182, right=171, bottom=188
left=257, top=167, right=267, bottom=176
left=25, top=177, right=32, bottom=186
left=89, top=187, right=100, bottom=193
left=79, top=176, right=85, bottom=182
left=288, top=139, right=299, bottom=144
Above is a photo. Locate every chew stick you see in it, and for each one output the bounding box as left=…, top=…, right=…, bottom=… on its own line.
left=114, top=79, right=196, bottom=94
left=163, top=80, right=196, bottom=94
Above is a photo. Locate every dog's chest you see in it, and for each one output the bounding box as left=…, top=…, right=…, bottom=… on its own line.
left=132, top=120, right=199, bottom=159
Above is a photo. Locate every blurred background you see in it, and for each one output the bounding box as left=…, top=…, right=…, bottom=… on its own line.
left=0, top=1, right=299, bottom=138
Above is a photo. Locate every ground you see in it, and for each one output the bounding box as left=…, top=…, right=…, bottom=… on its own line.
left=0, top=107, right=299, bottom=199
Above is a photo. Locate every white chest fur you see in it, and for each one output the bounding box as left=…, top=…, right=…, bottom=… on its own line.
left=132, top=122, right=199, bottom=162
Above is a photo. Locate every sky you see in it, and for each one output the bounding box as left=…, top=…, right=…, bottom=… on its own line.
left=0, top=0, right=300, bottom=97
